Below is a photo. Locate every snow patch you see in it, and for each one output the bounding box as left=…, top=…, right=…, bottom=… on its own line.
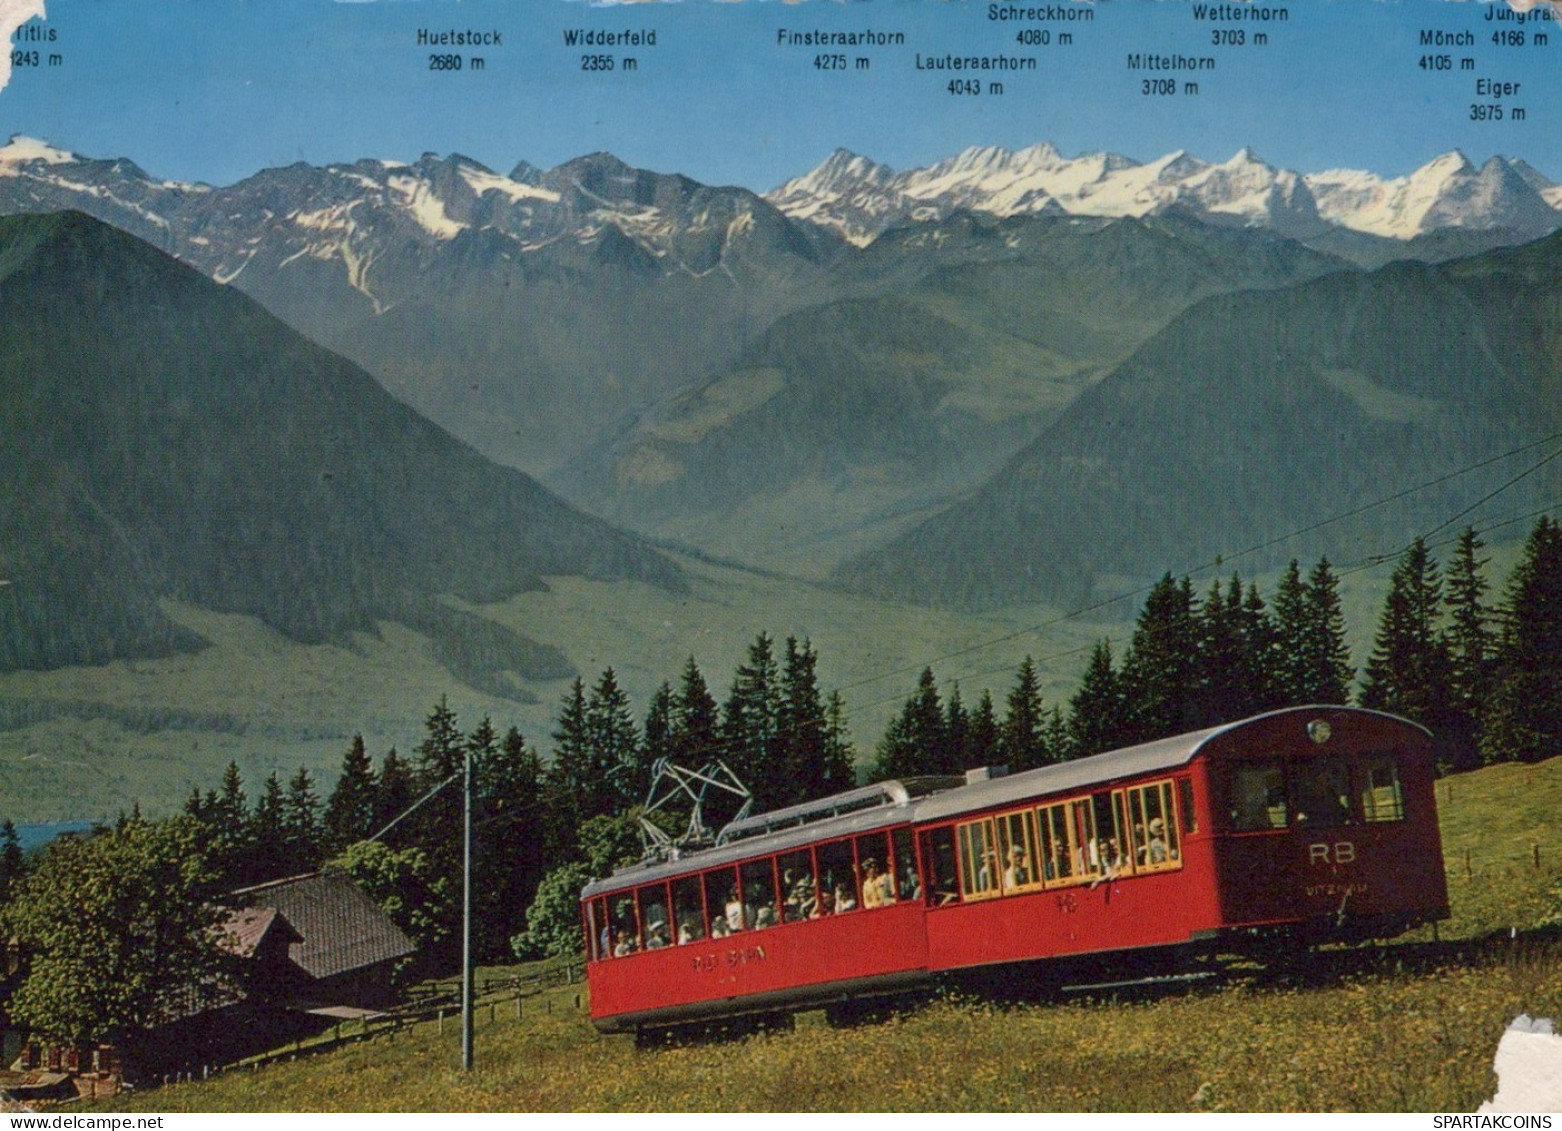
left=459, top=165, right=561, bottom=204
left=387, top=174, right=467, bottom=239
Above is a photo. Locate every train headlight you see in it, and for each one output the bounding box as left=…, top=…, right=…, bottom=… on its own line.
left=1307, top=719, right=1332, bottom=744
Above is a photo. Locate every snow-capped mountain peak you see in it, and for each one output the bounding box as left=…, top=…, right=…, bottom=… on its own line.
left=0, top=135, right=76, bottom=167
left=766, top=140, right=1562, bottom=242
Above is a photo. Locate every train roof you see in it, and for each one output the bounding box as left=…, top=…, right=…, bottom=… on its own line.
left=581, top=778, right=948, bottom=899
left=580, top=706, right=1428, bottom=900
left=916, top=704, right=1430, bottom=823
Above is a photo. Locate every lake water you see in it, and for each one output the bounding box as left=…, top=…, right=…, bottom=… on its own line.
left=13, top=819, right=99, bottom=853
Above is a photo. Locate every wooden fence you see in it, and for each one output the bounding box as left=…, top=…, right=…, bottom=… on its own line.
left=152, top=958, right=589, bottom=1088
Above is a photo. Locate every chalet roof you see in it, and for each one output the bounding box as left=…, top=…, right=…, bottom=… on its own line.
left=220, top=905, right=296, bottom=959
left=231, top=871, right=415, bottom=980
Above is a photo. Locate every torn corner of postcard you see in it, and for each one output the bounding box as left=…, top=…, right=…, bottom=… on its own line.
left=1479, top=1015, right=1562, bottom=1114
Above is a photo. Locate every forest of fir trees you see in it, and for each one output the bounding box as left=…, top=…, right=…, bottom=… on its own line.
left=2, top=520, right=1559, bottom=975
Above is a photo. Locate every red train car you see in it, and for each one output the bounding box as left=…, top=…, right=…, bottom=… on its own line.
left=582, top=706, right=1448, bottom=1035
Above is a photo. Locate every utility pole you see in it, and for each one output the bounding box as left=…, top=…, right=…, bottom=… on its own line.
left=462, top=737, right=474, bottom=1071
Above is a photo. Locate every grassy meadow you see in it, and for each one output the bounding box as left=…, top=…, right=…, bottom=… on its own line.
left=2, top=530, right=1491, bottom=825
left=89, top=755, right=1562, bottom=1114
left=0, top=558, right=1110, bottom=822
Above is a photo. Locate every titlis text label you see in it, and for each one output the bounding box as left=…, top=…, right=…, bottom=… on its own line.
left=11, top=21, right=63, bottom=71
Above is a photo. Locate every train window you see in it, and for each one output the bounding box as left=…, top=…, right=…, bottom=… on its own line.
left=610, top=895, right=639, bottom=956
left=996, top=810, right=1042, bottom=892
left=856, top=831, right=895, bottom=908
left=922, top=827, right=959, bottom=905
left=1037, top=802, right=1074, bottom=884
left=1093, top=793, right=1129, bottom=874
left=1070, top=798, right=1101, bottom=878
left=779, top=849, right=817, bottom=921
left=706, top=865, right=742, bottom=937
left=639, top=884, right=672, bottom=950
left=1293, top=755, right=1353, bottom=828
left=1360, top=754, right=1405, bottom=822
left=1123, top=780, right=1181, bottom=871
left=672, top=875, right=705, bottom=945
left=1229, top=763, right=1288, bottom=830
left=893, top=827, right=920, bottom=902
left=740, top=857, right=780, bottom=929
left=957, top=819, right=1001, bottom=899
left=817, top=838, right=858, bottom=914
left=588, top=897, right=610, bottom=961
left=1179, top=778, right=1198, bottom=834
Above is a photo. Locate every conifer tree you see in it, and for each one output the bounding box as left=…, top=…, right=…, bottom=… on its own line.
left=183, top=786, right=210, bottom=822
left=820, top=691, right=857, bottom=795
left=1360, top=538, right=1453, bottom=727
left=372, top=748, right=413, bottom=840
left=408, top=697, right=463, bottom=886
left=475, top=725, right=547, bottom=958
left=1239, top=580, right=1281, bottom=714
left=206, top=762, right=255, bottom=886
left=0, top=818, right=25, bottom=907
left=1443, top=527, right=1494, bottom=767
left=1193, top=575, right=1246, bottom=727
left=777, top=637, right=832, bottom=804
left=945, top=684, right=970, bottom=772
left=1298, top=559, right=1355, bottom=704
left=247, top=772, right=287, bottom=883
left=414, top=695, right=464, bottom=785
left=874, top=668, right=949, bottom=779
left=1000, top=657, right=1048, bottom=771
left=1121, top=574, right=1200, bottom=742
left=967, top=689, right=1001, bottom=769
left=672, top=657, right=721, bottom=770
left=1271, top=559, right=1312, bottom=705
left=722, top=634, right=783, bottom=806
left=587, top=668, right=642, bottom=811
left=1068, top=641, right=1129, bottom=758
left=284, top=766, right=322, bottom=873
left=545, top=677, right=609, bottom=856
left=642, top=682, right=676, bottom=784
left=1043, top=705, right=1074, bottom=764
left=324, top=734, right=378, bottom=852
left=1481, top=517, right=1562, bottom=764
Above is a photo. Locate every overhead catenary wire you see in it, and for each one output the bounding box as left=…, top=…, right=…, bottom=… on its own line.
left=827, top=430, right=1562, bottom=702
left=392, top=431, right=1562, bottom=813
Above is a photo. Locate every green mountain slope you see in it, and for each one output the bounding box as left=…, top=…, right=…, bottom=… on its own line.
left=837, top=230, right=1562, bottom=608
left=0, top=211, right=683, bottom=679
left=559, top=213, right=1350, bottom=572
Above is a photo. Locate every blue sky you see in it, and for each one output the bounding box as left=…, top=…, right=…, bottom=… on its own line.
left=1, top=0, right=1558, bottom=188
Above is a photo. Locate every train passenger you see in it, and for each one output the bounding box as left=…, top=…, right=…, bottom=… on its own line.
left=646, top=923, right=670, bottom=950
left=786, top=871, right=817, bottom=920
left=725, top=890, right=746, bottom=932
left=1003, top=844, right=1030, bottom=888
left=613, top=930, right=637, bottom=957
left=677, top=919, right=702, bottom=945
left=711, top=916, right=730, bottom=939
left=899, top=864, right=922, bottom=902
left=834, top=881, right=857, bottom=912
left=1090, top=839, right=1123, bottom=888
left=754, top=903, right=779, bottom=929
left=861, top=858, right=894, bottom=907
left=1144, top=818, right=1169, bottom=864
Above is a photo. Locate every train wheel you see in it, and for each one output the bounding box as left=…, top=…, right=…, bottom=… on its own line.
left=634, top=1026, right=674, bottom=1050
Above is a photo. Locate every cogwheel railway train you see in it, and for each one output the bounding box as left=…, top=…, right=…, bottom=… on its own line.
left=581, top=706, right=1449, bottom=1036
